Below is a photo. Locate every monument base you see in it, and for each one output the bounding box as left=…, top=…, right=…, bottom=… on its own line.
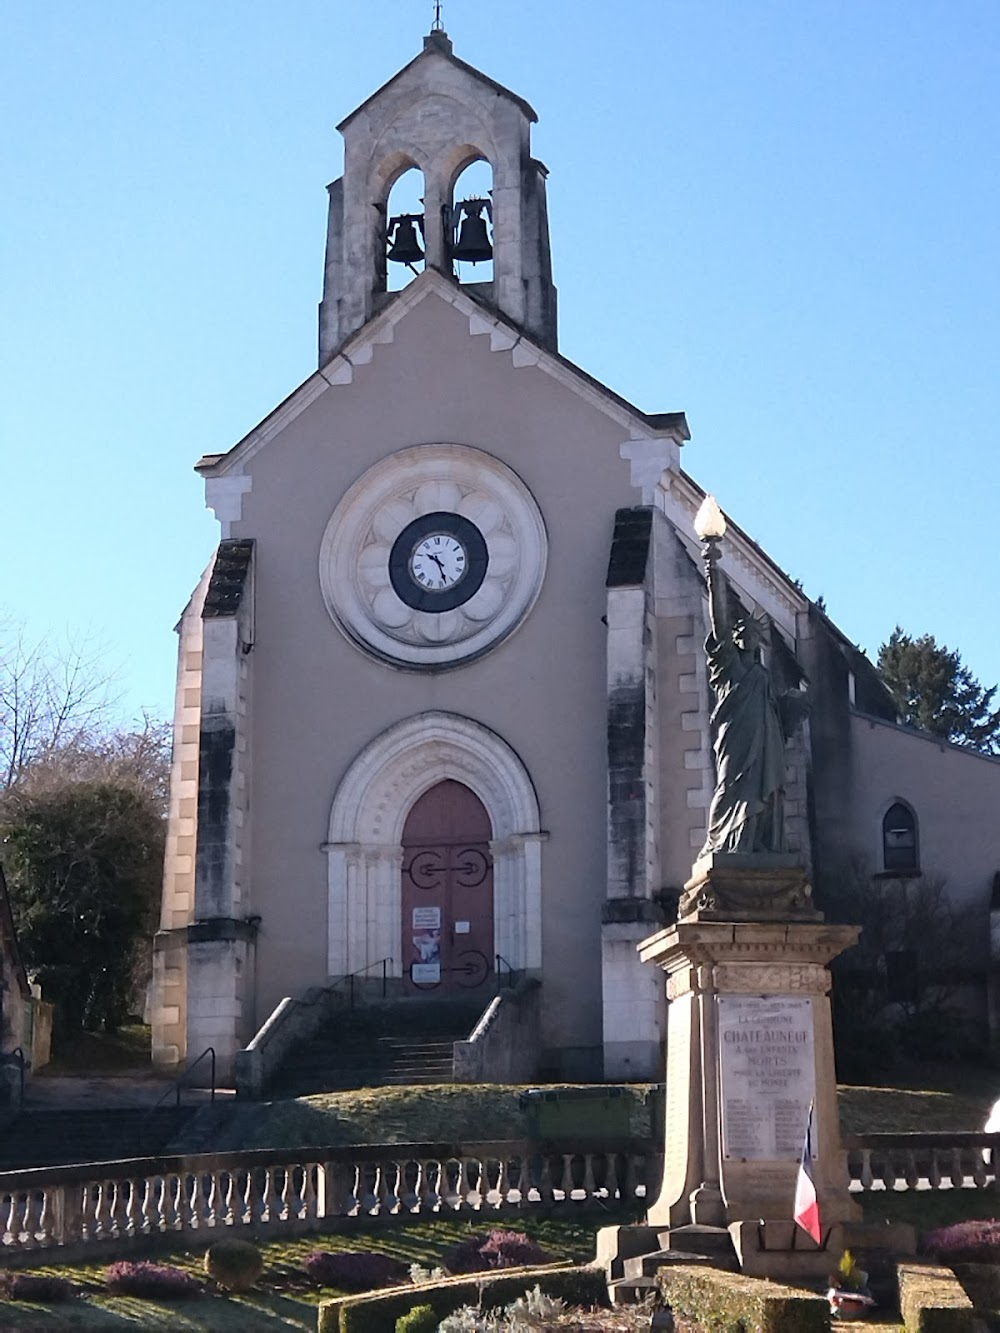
left=638, top=905, right=860, bottom=1235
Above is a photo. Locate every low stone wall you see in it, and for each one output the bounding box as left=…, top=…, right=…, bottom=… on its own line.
left=453, top=978, right=540, bottom=1083
left=897, top=1260, right=976, bottom=1331
left=234, top=985, right=341, bottom=1098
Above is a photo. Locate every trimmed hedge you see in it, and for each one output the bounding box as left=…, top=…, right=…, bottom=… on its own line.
left=898, top=1261, right=975, bottom=1332
left=657, top=1264, right=829, bottom=1333
left=318, top=1262, right=606, bottom=1333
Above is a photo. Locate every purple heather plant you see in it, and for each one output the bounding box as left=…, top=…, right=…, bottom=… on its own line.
left=924, top=1219, right=1000, bottom=1264
left=0, top=1273, right=75, bottom=1302
left=442, top=1229, right=553, bottom=1275
left=105, top=1261, right=202, bottom=1300
left=303, top=1250, right=410, bottom=1292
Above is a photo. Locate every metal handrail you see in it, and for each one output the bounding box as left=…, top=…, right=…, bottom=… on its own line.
left=0, top=1047, right=26, bottom=1115
left=332, top=955, right=392, bottom=1008
left=137, top=1046, right=216, bottom=1154
left=495, top=954, right=519, bottom=989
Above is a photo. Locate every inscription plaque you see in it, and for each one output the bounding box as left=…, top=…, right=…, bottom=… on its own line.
left=718, top=994, right=816, bottom=1161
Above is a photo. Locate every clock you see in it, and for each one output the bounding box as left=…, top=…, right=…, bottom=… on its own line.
left=319, top=443, right=547, bottom=669
left=389, top=512, right=488, bottom=611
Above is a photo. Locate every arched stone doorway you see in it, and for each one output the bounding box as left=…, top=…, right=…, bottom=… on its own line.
left=325, top=712, right=542, bottom=985
left=402, top=781, right=494, bottom=994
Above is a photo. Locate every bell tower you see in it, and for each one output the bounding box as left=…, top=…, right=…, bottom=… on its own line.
left=318, top=26, right=558, bottom=362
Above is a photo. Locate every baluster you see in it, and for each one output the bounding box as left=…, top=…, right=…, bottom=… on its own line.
left=902, top=1150, right=919, bottom=1191
left=94, top=1180, right=113, bottom=1239
left=2, top=1191, right=16, bottom=1247
left=279, top=1167, right=293, bottom=1221
left=582, top=1154, right=597, bottom=1199
left=413, top=1159, right=429, bottom=1212
left=950, top=1148, right=965, bottom=1190
left=301, top=1162, right=317, bottom=1221
left=260, top=1167, right=278, bottom=1224
left=537, top=1155, right=555, bottom=1205
left=428, top=1159, right=445, bottom=1212
left=493, top=1157, right=509, bottom=1210
left=122, top=1177, right=139, bottom=1236
left=141, top=1175, right=160, bottom=1233
left=973, top=1148, right=988, bottom=1189
left=184, top=1173, right=201, bottom=1231
left=221, top=1170, right=236, bottom=1226
left=928, top=1150, right=944, bottom=1191
left=558, top=1155, right=574, bottom=1201
left=240, top=1169, right=255, bottom=1224
left=859, top=1149, right=874, bottom=1192
left=22, top=1191, right=43, bottom=1248
left=454, top=1157, right=472, bottom=1211
left=35, top=1188, right=53, bottom=1246
left=506, top=1154, right=523, bottom=1209
left=205, top=1172, right=219, bottom=1227
left=604, top=1152, right=620, bottom=1202
left=111, top=1180, right=129, bottom=1238
left=372, top=1163, right=388, bottom=1216
left=467, top=1156, right=484, bottom=1210
left=386, top=1160, right=403, bottom=1214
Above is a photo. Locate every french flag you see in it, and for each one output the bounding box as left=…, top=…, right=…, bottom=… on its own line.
left=793, top=1101, right=822, bottom=1244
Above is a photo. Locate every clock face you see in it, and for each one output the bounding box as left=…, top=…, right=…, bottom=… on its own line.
left=411, top=534, right=465, bottom=590
left=389, top=511, right=489, bottom=612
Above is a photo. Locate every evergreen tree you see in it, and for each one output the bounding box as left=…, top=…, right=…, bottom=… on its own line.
left=878, top=627, right=1000, bottom=755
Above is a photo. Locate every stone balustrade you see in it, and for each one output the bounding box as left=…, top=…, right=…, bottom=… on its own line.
left=0, top=1140, right=655, bottom=1262
left=6, top=1132, right=1000, bottom=1265
left=844, top=1133, right=1000, bottom=1194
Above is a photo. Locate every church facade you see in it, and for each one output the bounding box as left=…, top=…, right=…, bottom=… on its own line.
left=152, top=29, right=1000, bottom=1083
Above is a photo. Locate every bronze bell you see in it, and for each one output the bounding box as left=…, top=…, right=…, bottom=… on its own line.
left=386, top=214, right=424, bottom=266
left=451, top=200, right=493, bottom=264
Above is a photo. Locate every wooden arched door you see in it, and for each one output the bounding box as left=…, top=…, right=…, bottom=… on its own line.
left=401, top=780, right=494, bottom=994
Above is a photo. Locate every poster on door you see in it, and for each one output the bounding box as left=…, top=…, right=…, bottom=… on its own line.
left=411, top=905, right=442, bottom=983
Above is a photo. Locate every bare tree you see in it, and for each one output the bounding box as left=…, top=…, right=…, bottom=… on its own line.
left=0, top=621, right=120, bottom=789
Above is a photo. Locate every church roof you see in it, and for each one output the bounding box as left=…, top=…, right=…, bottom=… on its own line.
left=337, top=30, right=538, bottom=131
left=203, top=539, right=254, bottom=620
left=195, top=268, right=689, bottom=475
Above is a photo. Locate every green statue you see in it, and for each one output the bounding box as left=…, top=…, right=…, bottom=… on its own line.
left=697, top=507, right=808, bottom=857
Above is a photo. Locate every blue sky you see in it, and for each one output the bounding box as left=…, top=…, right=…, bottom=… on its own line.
left=3, top=0, right=998, bottom=723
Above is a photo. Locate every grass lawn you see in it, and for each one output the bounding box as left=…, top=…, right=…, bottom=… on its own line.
left=198, top=1062, right=998, bottom=1154
left=206, top=1083, right=658, bottom=1153
left=838, top=1059, right=1000, bottom=1135
left=0, top=1216, right=600, bottom=1330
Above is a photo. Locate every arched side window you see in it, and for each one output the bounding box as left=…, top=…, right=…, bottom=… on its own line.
left=882, top=801, right=919, bottom=875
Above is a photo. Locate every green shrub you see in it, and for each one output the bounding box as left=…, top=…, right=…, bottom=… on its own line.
left=395, top=1305, right=438, bottom=1333
left=657, top=1264, right=829, bottom=1333
left=897, top=1261, right=975, bottom=1332
left=205, top=1237, right=264, bottom=1292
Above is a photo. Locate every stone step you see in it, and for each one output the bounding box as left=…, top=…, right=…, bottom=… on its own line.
left=658, top=1225, right=737, bottom=1263
left=623, top=1248, right=728, bottom=1282
left=608, top=1274, right=659, bottom=1306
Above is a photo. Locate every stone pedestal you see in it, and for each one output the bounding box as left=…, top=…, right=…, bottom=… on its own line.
left=639, top=858, right=860, bottom=1240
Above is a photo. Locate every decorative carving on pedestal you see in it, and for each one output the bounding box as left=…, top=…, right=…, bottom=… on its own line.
left=712, top=962, right=829, bottom=994
left=679, top=852, right=819, bottom=923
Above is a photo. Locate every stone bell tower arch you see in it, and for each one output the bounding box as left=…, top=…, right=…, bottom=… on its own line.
left=318, top=25, right=557, bottom=361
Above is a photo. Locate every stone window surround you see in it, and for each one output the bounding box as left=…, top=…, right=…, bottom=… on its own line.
left=324, top=711, right=543, bottom=980
left=878, top=797, right=920, bottom=877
